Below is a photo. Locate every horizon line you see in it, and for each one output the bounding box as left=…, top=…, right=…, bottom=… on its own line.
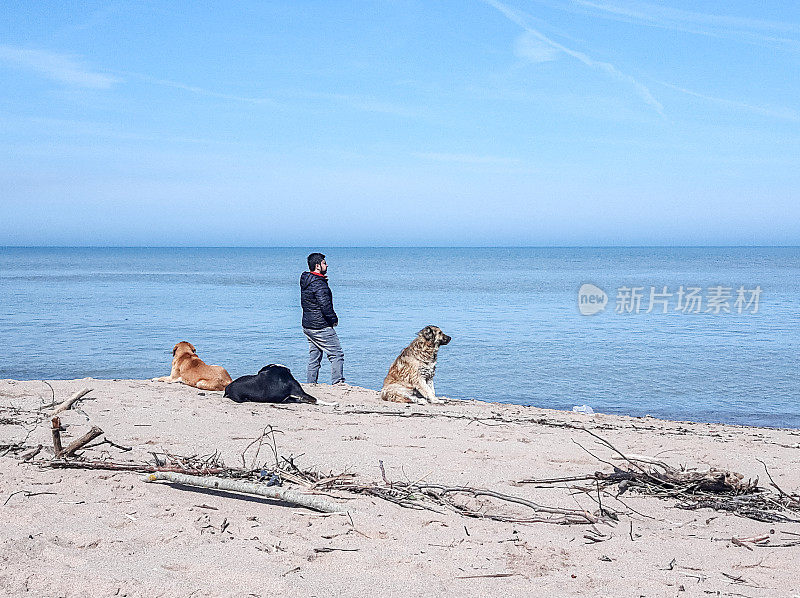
left=2, top=244, right=799, bottom=250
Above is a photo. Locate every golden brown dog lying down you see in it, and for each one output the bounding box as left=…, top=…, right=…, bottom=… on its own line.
left=152, top=341, right=233, bottom=391
left=380, top=326, right=451, bottom=404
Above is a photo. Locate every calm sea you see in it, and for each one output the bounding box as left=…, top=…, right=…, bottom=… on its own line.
left=1, top=247, right=797, bottom=428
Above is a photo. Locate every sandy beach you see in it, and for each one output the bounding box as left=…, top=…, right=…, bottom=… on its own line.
left=2, top=378, right=800, bottom=598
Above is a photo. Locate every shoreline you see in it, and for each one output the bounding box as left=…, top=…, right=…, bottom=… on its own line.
left=3, top=377, right=796, bottom=433
left=2, top=378, right=800, bottom=596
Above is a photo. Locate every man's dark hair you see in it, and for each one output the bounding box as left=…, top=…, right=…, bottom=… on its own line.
left=307, top=252, right=326, bottom=272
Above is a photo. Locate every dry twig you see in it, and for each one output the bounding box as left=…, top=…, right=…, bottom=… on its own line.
left=518, top=428, right=800, bottom=524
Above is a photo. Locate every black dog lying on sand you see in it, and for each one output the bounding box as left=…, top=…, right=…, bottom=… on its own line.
left=224, top=364, right=318, bottom=404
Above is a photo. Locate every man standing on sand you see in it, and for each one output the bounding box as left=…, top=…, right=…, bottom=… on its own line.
left=300, top=252, right=345, bottom=385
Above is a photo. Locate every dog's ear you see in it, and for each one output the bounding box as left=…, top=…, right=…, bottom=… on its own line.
left=418, top=326, right=435, bottom=341
left=172, top=343, right=180, bottom=356
left=188, top=342, right=196, bottom=353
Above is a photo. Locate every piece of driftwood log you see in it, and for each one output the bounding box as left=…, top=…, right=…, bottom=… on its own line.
left=143, top=471, right=345, bottom=513
left=60, top=426, right=104, bottom=458
left=51, top=417, right=63, bottom=457
left=51, top=388, right=93, bottom=417
left=48, top=460, right=226, bottom=474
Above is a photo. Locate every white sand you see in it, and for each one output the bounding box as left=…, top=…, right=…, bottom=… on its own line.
left=2, top=378, right=800, bottom=597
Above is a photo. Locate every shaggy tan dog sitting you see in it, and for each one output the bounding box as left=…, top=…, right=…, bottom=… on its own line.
left=152, top=341, right=233, bottom=391
left=380, top=326, right=451, bottom=404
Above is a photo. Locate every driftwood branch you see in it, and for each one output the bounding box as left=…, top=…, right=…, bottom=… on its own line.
left=420, top=484, right=598, bottom=524
left=48, top=460, right=225, bottom=474
left=83, top=438, right=133, bottom=452
left=339, top=408, right=580, bottom=431
left=519, top=429, right=800, bottom=523
left=324, top=472, right=599, bottom=525
left=3, top=490, right=57, bottom=506
left=41, top=381, right=55, bottom=407
left=51, top=417, right=63, bottom=457
left=143, top=471, right=345, bottom=513
left=51, top=388, right=93, bottom=417
left=757, top=458, right=800, bottom=507
left=60, top=426, right=104, bottom=458
left=240, top=425, right=282, bottom=471
left=516, top=474, right=601, bottom=485
left=580, top=427, right=670, bottom=485
left=34, top=425, right=598, bottom=526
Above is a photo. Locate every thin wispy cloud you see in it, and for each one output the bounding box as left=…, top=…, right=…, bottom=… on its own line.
left=123, top=72, right=280, bottom=106
left=346, top=97, right=419, bottom=118
left=415, top=152, right=521, bottom=165
left=282, top=90, right=420, bottom=118
left=575, top=0, right=800, bottom=34
left=124, top=74, right=417, bottom=117
left=657, top=80, right=800, bottom=123
left=515, top=31, right=560, bottom=63
left=0, top=45, right=120, bottom=88
left=568, top=0, right=800, bottom=49
left=482, top=0, right=664, bottom=114
left=1, top=115, right=237, bottom=146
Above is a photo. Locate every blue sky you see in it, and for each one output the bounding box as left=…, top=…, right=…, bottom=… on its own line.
left=1, top=1, right=799, bottom=246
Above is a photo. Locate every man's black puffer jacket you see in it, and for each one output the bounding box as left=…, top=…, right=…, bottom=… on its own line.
left=300, top=272, right=338, bottom=329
